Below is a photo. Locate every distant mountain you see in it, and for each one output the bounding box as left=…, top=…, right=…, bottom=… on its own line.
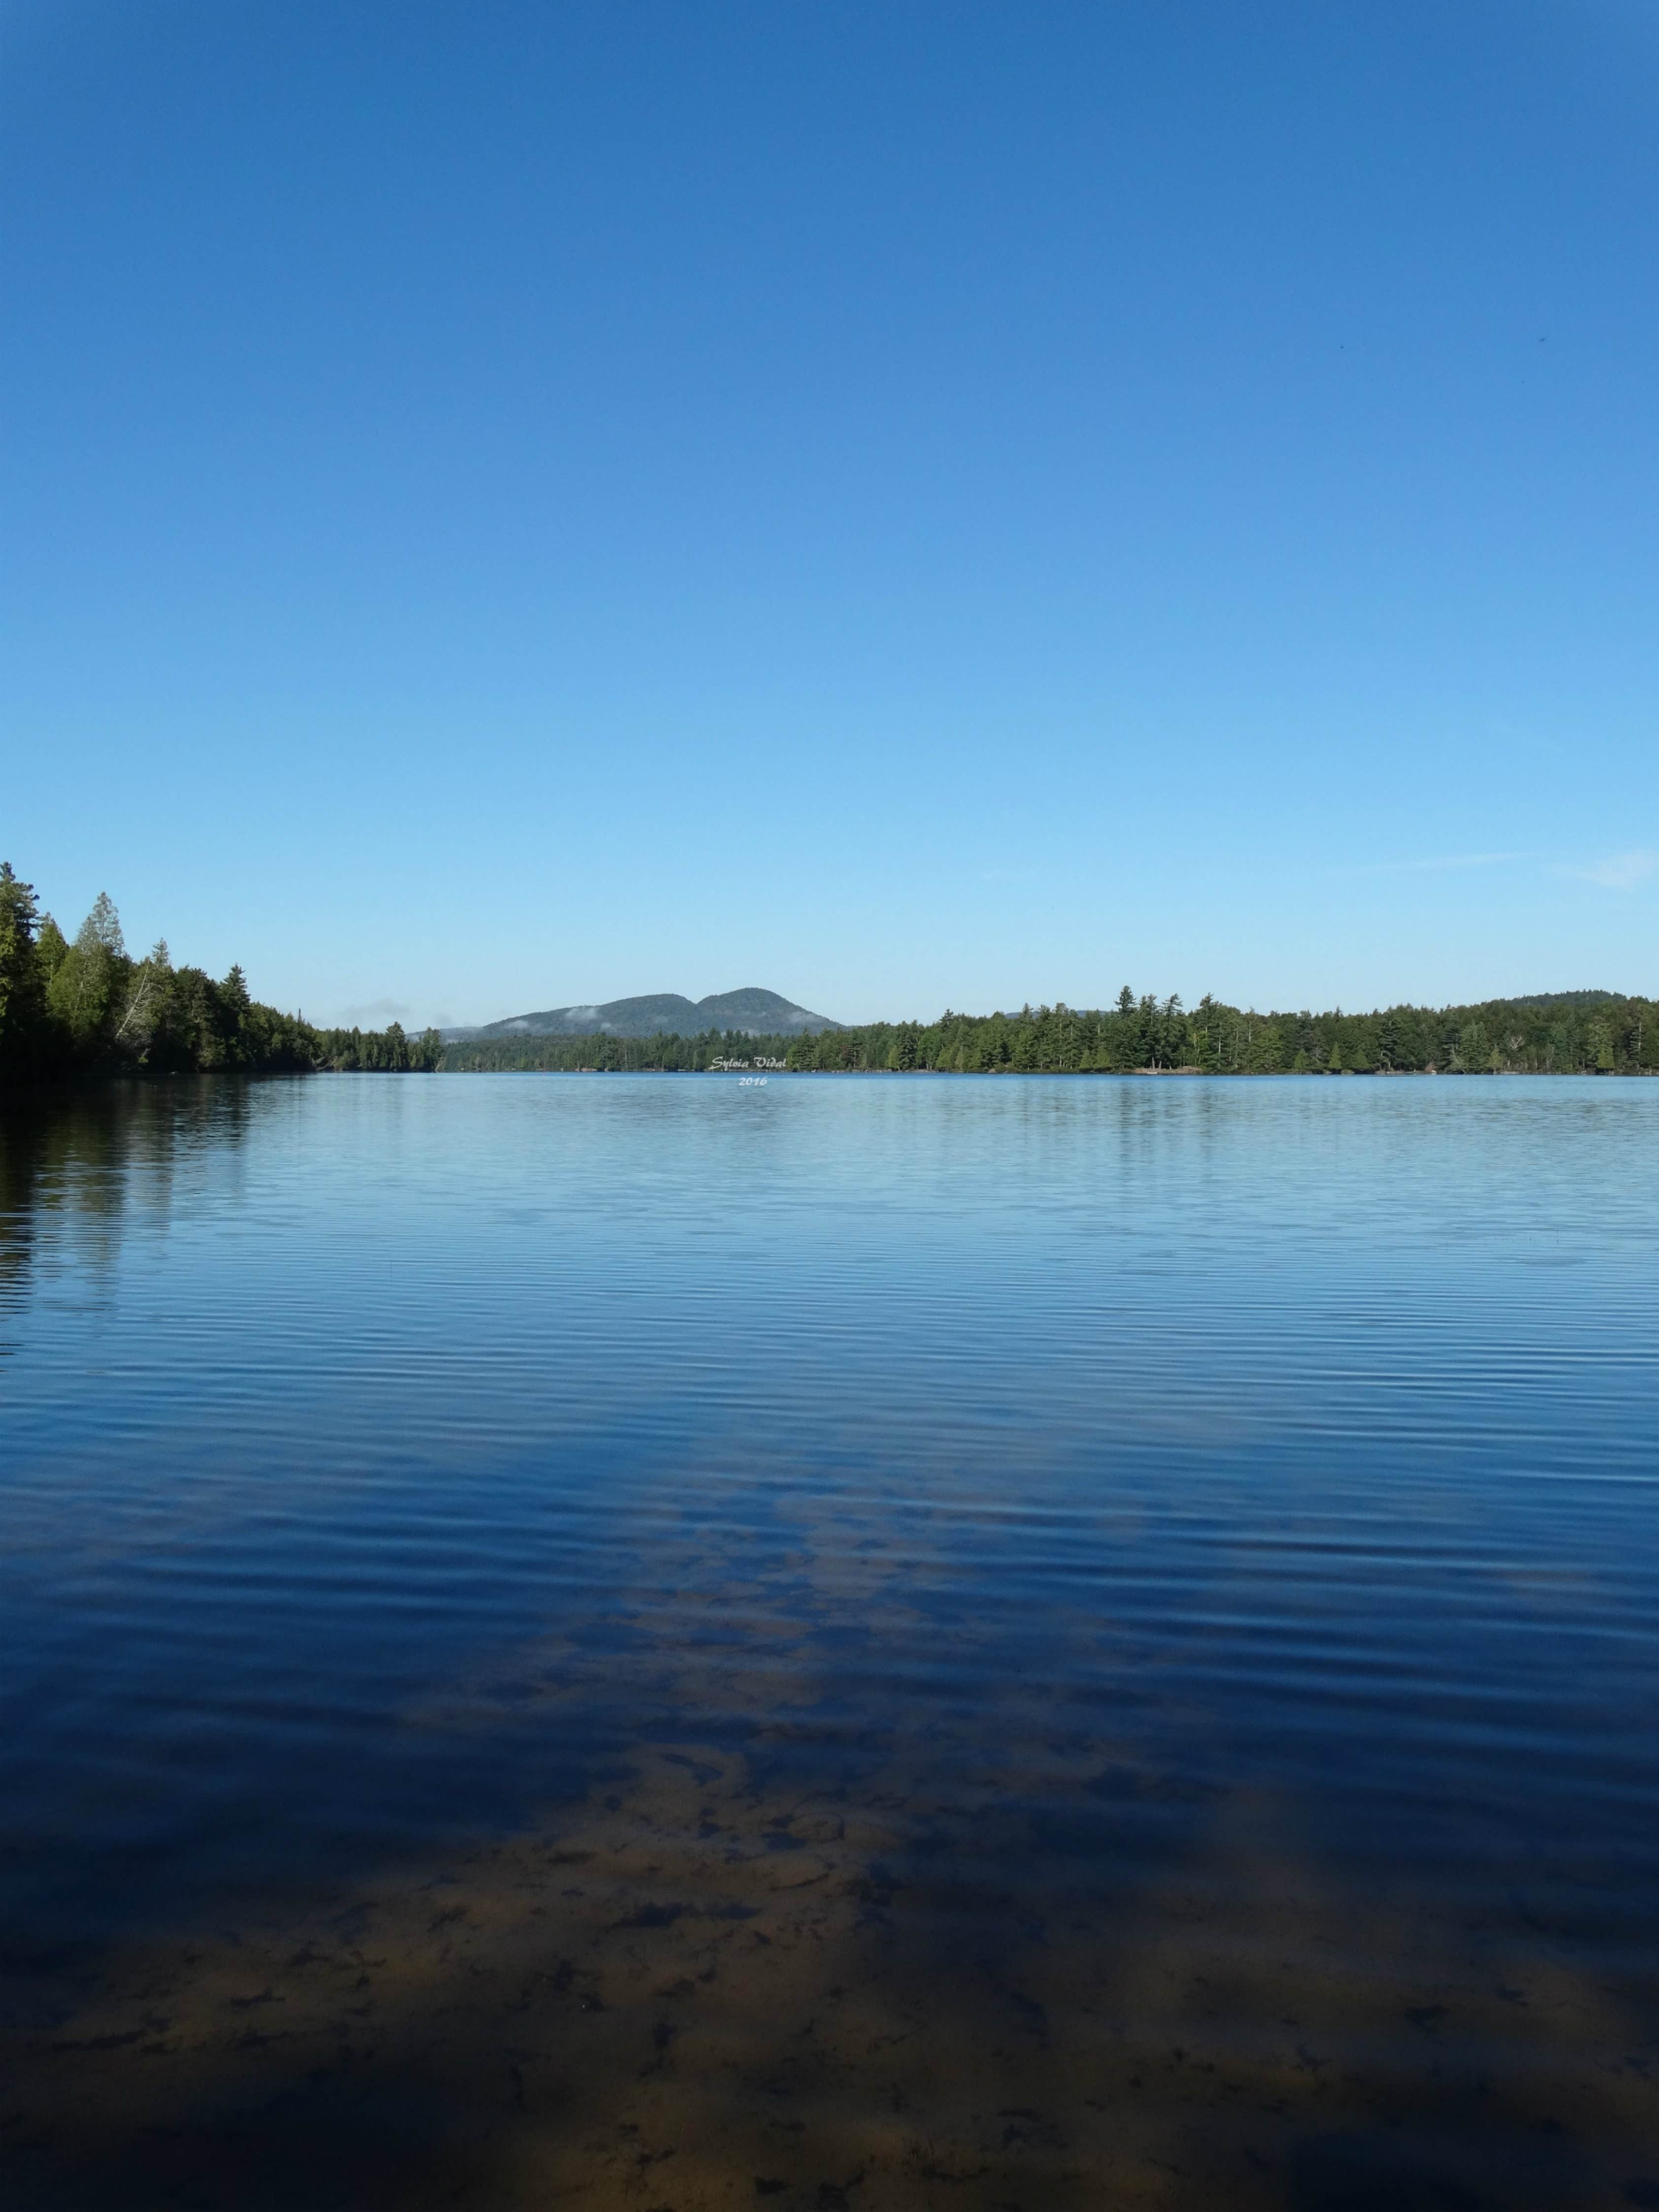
left=449, top=988, right=842, bottom=1041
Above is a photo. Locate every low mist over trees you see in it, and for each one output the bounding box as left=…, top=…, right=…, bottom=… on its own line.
left=0, top=865, right=441, bottom=1087
left=446, top=988, right=1659, bottom=1076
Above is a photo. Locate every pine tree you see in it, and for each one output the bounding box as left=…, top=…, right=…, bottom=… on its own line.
left=48, top=893, right=129, bottom=1049
left=0, top=863, right=47, bottom=1082
left=82, top=892, right=126, bottom=957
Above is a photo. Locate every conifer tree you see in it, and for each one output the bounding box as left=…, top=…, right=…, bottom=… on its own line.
left=0, top=863, right=47, bottom=1082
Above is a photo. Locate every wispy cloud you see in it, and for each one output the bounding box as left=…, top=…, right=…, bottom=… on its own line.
left=1357, top=852, right=1527, bottom=876
left=977, top=867, right=1032, bottom=885
left=1554, top=849, right=1657, bottom=890
left=332, top=997, right=415, bottom=1025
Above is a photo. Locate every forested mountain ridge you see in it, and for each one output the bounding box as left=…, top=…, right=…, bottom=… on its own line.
left=446, top=988, right=1659, bottom=1075
left=462, top=987, right=839, bottom=1039
left=0, top=866, right=440, bottom=1086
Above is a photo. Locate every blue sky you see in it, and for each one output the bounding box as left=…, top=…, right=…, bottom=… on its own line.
left=4, top=0, right=1657, bottom=1026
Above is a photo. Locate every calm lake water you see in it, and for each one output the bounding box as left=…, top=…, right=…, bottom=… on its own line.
left=1, top=1073, right=1656, bottom=2210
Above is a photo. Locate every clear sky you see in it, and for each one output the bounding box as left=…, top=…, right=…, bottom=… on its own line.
left=4, top=0, right=1657, bottom=1027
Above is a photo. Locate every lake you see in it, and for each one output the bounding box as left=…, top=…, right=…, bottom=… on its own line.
left=1, top=1073, right=1656, bottom=2210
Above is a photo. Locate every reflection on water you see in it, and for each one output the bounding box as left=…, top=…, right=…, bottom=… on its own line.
left=0, top=1081, right=249, bottom=1313
left=1, top=1074, right=1657, bottom=2209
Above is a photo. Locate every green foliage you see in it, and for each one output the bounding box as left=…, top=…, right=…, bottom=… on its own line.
left=0, top=864, right=444, bottom=1089
left=0, top=864, right=48, bottom=1079
left=6, top=852, right=1653, bottom=1091
left=307, top=1019, right=445, bottom=1072
left=443, top=988, right=1659, bottom=1080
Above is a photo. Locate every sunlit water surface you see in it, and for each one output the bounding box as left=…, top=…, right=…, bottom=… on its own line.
left=1, top=1075, right=1656, bottom=2210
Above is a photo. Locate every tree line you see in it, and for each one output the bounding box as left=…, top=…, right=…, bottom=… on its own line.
left=6, top=861, right=1652, bottom=1087
left=444, top=987, right=1659, bottom=1076
left=0, top=865, right=442, bottom=1087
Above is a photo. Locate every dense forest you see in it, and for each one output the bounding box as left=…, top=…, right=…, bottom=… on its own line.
left=6, top=861, right=1654, bottom=1088
left=444, top=987, right=1659, bottom=1076
left=0, top=866, right=441, bottom=1087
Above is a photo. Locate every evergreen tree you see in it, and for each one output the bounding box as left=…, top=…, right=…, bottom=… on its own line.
left=0, top=864, right=47, bottom=1083
left=83, top=893, right=125, bottom=957
left=47, top=894, right=130, bottom=1054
